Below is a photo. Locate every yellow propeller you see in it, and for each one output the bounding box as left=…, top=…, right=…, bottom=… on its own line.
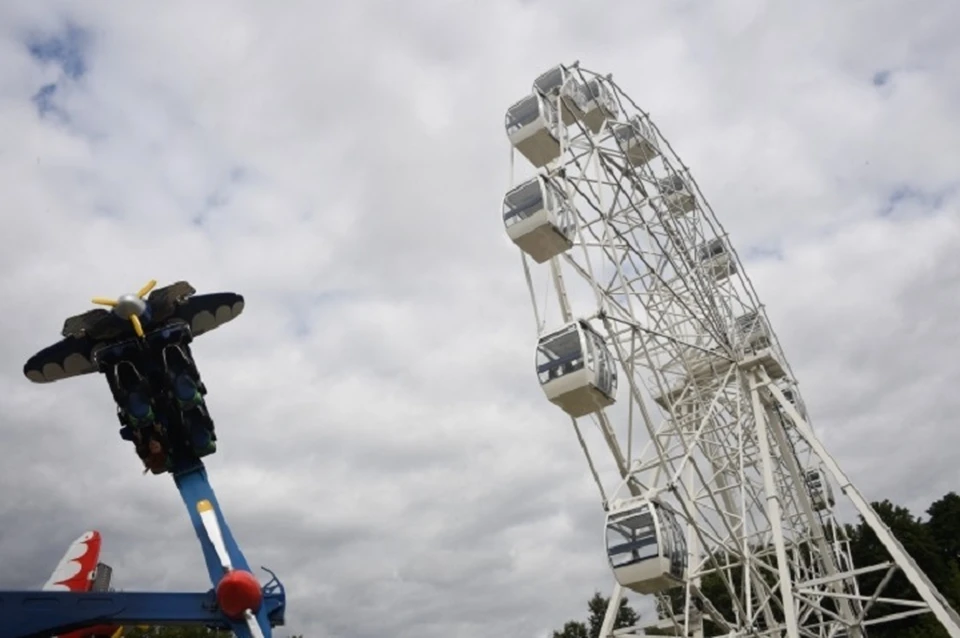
left=92, top=279, right=157, bottom=338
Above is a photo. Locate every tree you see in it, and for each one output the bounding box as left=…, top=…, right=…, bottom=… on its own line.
left=552, top=591, right=639, bottom=638
left=552, top=620, right=589, bottom=638
left=928, top=492, right=960, bottom=568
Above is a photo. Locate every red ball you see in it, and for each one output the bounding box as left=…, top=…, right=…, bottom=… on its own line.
left=216, top=569, right=263, bottom=620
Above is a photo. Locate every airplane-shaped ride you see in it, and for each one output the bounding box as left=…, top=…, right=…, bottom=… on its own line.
left=3, top=280, right=285, bottom=638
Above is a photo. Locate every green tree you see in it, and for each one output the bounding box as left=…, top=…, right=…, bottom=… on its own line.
left=552, top=591, right=639, bottom=638
left=927, top=491, right=960, bottom=598
left=927, top=493, right=960, bottom=559
left=551, top=620, right=589, bottom=638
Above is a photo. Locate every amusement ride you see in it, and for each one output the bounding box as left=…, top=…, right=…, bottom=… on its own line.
left=502, top=62, right=960, bottom=637
left=3, top=280, right=285, bottom=638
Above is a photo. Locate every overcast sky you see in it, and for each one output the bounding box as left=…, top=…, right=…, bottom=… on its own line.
left=0, top=1, right=958, bottom=637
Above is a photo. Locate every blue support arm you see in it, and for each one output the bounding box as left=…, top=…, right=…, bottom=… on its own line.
left=174, top=464, right=276, bottom=637
left=0, top=588, right=285, bottom=638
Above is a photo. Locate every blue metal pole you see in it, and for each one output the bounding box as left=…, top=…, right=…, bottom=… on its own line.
left=174, top=465, right=273, bottom=637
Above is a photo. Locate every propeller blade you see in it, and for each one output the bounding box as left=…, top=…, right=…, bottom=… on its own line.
left=196, top=499, right=233, bottom=571
left=109, top=627, right=123, bottom=638
left=244, top=609, right=266, bottom=638
left=91, top=297, right=118, bottom=307
left=128, top=314, right=145, bottom=338
left=137, top=279, right=157, bottom=298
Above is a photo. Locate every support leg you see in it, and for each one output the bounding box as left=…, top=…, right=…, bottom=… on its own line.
left=748, top=376, right=800, bottom=638
left=762, top=373, right=960, bottom=638
left=762, top=401, right=862, bottom=637
left=598, top=582, right=624, bottom=638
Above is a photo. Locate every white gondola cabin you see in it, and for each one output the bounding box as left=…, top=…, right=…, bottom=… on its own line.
left=606, top=498, right=687, bottom=595
left=502, top=176, right=575, bottom=263
left=696, top=238, right=737, bottom=282
left=536, top=320, right=617, bottom=418
left=734, top=310, right=771, bottom=353
left=612, top=116, right=660, bottom=166
left=533, top=64, right=580, bottom=125
left=505, top=93, right=564, bottom=168
left=805, top=469, right=835, bottom=511
left=570, top=77, right=619, bottom=134
left=779, top=388, right=807, bottom=418
left=781, top=388, right=798, bottom=408
left=658, top=173, right=696, bottom=215
left=734, top=309, right=788, bottom=379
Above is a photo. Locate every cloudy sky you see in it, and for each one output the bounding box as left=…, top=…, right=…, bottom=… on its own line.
left=0, top=1, right=958, bottom=636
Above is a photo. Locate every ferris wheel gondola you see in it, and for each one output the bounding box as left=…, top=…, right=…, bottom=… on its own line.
left=505, top=93, right=564, bottom=168
left=657, top=173, right=697, bottom=216
left=502, top=176, right=575, bottom=263
left=532, top=63, right=581, bottom=126
left=805, top=468, right=836, bottom=512
left=605, top=497, right=687, bottom=595
left=734, top=309, right=773, bottom=353
left=695, top=237, right=736, bottom=282
left=611, top=116, right=660, bottom=166
left=536, top=320, right=617, bottom=418
left=570, top=76, right=620, bottom=134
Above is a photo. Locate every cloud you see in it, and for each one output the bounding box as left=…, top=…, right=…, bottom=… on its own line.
left=0, top=1, right=958, bottom=637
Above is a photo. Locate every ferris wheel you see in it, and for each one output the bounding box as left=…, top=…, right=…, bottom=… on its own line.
left=501, top=62, right=960, bottom=638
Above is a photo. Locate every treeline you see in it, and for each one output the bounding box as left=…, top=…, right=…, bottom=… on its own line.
left=554, top=492, right=960, bottom=638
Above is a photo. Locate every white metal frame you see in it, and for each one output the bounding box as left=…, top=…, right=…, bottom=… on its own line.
left=503, top=63, right=960, bottom=638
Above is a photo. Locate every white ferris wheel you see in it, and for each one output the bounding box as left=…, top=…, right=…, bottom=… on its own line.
left=501, top=61, right=960, bottom=638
